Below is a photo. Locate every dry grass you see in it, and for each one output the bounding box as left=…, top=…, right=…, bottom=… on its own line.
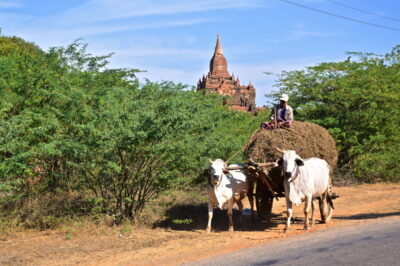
left=245, top=121, right=338, bottom=168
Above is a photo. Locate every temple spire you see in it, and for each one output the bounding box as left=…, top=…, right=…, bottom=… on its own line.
left=215, top=34, right=223, bottom=55
left=209, top=34, right=229, bottom=77
left=196, top=35, right=256, bottom=113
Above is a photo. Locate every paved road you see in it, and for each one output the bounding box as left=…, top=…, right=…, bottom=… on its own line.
left=185, top=218, right=400, bottom=266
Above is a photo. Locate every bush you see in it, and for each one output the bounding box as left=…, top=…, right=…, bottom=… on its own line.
left=0, top=36, right=266, bottom=226
left=270, top=45, right=400, bottom=182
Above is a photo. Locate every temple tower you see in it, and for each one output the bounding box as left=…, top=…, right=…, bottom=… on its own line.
left=197, top=35, right=256, bottom=113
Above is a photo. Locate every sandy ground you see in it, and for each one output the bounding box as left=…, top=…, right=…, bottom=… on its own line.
left=0, top=183, right=399, bottom=265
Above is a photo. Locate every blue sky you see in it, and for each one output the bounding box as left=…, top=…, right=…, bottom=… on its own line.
left=1, top=0, right=399, bottom=106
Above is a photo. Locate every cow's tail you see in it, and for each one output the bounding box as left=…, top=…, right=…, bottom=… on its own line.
left=327, top=192, right=339, bottom=209
left=327, top=177, right=339, bottom=210
left=327, top=176, right=339, bottom=210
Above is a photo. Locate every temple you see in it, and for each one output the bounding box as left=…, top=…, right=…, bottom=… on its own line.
left=196, top=35, right=256, bottom=113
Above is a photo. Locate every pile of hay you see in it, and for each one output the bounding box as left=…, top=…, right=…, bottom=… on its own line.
left=245, top=121, right=338, bottom=169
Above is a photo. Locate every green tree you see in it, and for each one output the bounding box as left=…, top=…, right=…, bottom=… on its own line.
left=269, top=46, right=400, bottom=182
left=0, top=36, right=265, bottom=225
left=0, top=38, right=139, bottom=203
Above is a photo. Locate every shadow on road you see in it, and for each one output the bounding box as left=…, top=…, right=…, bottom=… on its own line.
left=334, top=211, right=400, bottom=220
left=153, top=203, right=281, bottom=232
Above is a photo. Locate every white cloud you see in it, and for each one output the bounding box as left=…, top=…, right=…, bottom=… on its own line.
left=1, top=0, right=253, bottom=47
left=291, top=22, right=339, bottom=38
left=14, top=18, right=213, bottom=50
left=108, top=47, right=209, bottom=59
left=267, top=23, right=345, bottom=43
left=304, top=0, right=326, bottom=3
left=291, top=29, right=336, bottom=38
left=0, top=0, right=23, bottom=9
left=76, top=17, right=211, bottom=36
left=1, top=0, right=265, bottom=53
left=135, top=66, right=205, bottom=87
left=54, top=0, right=260, bottom=26
left=0, top=12, right=31, bottom=26
left=230, top=59, right=322, bottom=105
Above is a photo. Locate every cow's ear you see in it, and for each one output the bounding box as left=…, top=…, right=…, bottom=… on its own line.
left=295, top=158, right=304, bottom=166
left=276, top=158, right=283, bottom=167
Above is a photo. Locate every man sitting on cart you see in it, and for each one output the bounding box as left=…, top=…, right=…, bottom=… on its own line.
left=261, top=93, right=293, bottom=130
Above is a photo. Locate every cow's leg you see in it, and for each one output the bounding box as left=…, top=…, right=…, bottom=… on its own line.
left=205, top=202, right=213, bottom=233
left=227, top=198, right=234, bottom=232
left=310, top=199, right=316, bottom=227
left=284, top=196, right=293, bottom=233
left=319, top=195, right=327, bottom=223
left=326, top=204, right=333, bottom=223
left=236, top=199, right=244, bottom=227
left=303, top=194, right=312, bottom=230
left=247, top=178, right=256, bottom=223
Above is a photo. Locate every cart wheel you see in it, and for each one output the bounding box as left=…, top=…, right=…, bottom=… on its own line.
left=255, top=181, right=274, bottom=219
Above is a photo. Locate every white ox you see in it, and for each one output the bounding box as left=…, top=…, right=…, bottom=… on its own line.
left=277, top=150, right=333, bottom=232
left=206, top=159, right=254, bottom=232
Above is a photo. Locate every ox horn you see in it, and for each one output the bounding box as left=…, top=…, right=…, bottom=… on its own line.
left=208, top=158, right=213, bottom=163
left=275, top=147, right=285, bottom=153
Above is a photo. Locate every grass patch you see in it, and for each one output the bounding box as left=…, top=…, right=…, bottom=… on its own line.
left=139, top=184, right=208, bottom=227
left=0, top=183, right=210, bottom=234
left=65, top=232, right=74, bottom=240
left=172, top=218, right=194, bottom=225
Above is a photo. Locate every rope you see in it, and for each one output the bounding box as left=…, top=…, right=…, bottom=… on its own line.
left=274, top=105, right=287, bottom=147
left=277, top=124, right=287, bottom=147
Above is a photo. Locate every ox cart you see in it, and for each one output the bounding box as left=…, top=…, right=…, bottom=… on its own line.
left=248, top=162, right=285, bottom=219
left=226, top=158, right=338, bottom=220
left=226, top=161, right=286, bottom=219
left=238, top=121, right=339, bottom=219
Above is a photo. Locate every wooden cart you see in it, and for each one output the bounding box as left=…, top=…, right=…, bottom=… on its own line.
left=245, top=162, right=286, bottom=219
left=242, top=161, right=338, bottom=219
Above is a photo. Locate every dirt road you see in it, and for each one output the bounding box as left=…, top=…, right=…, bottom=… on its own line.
left=0, top=183, right=399, bottom=265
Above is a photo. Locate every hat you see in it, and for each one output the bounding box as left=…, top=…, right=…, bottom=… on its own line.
left=280, top=94, right=289, bottom=102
